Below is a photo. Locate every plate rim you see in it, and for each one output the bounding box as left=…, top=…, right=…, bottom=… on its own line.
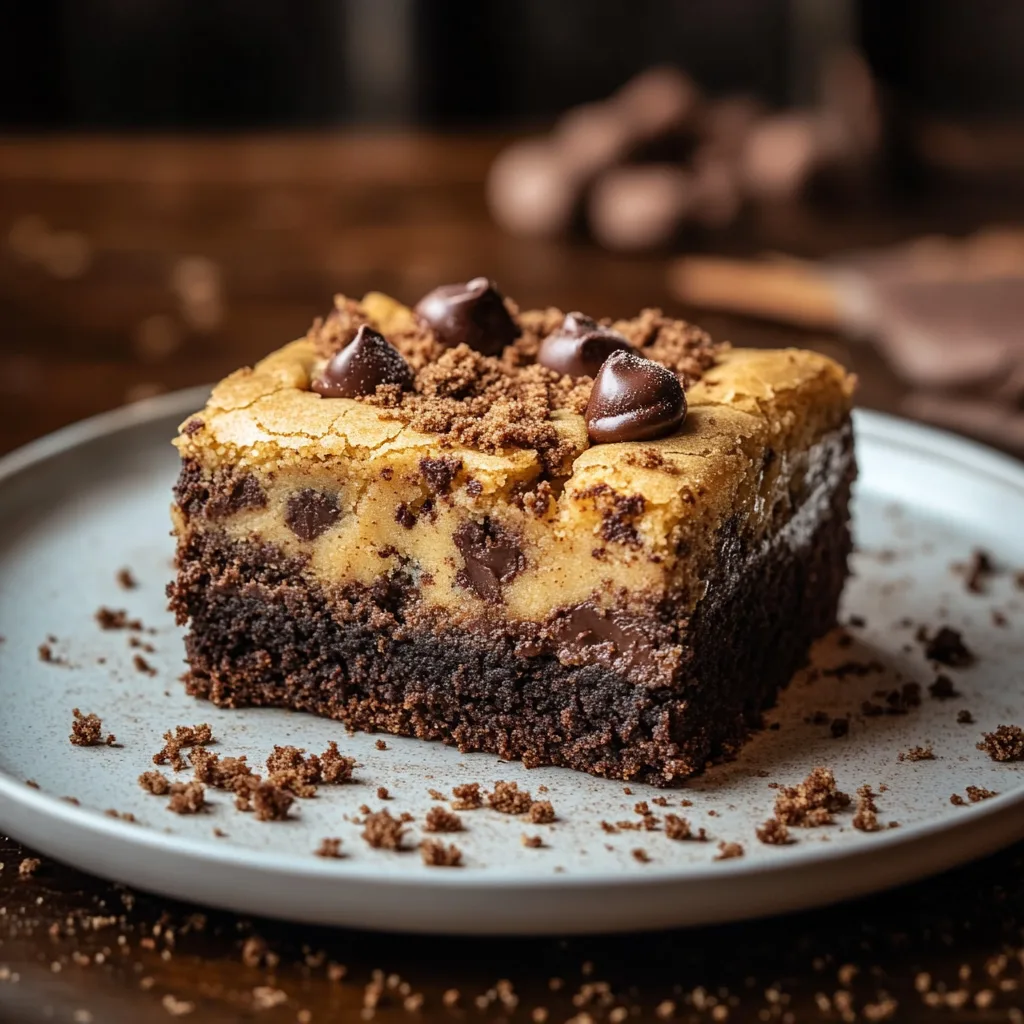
left=1, top=390, right=1023, bottom=914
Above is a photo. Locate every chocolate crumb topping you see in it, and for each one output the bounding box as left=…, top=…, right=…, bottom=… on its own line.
left=286, top=490, right=340, bottom=541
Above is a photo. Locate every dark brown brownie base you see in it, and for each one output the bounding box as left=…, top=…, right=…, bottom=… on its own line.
left=168, top=438, right=854, bottom=785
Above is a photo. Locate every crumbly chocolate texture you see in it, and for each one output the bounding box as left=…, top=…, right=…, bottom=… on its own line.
left=420, top=839, right=463, bottom=867
left=315, top=837, right=343, bottom=858
left=167, top=781, right=206, bottom=815
left=362, top=809, right=407, bottom=850
left=852, top=786, right=882, bottom=832
left=308, top=295, right=724, bottom=467
left=424, top=806, right=463, bottom=833
left=664, top=815, right=707, bottom=841
left=69, top=709, right=116, bottom=747
left=774, top=767, right=850, bottom=827
left=251, top=783, right=294, bottom=822
left=977, top=724, right=1024, bottom=762
left=138, top=770, right=171, bottom=795
left=756, top=819, right=792, bottom=845
left=153, top=723, right=213, bottom=771
left=488, top=781, right=533, bottom=815
left=451, top=784, right=482, bottom=810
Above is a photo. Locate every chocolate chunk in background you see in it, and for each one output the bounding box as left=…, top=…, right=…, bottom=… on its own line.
left=537, top=312, right=632, bottom=378
left=311, top=324, right=413, bottom=399
left=414, top=278, right=520, bottom=356
left=286, top=490, right=340, bottom=541
left=586, top=350, right=687, bottom=444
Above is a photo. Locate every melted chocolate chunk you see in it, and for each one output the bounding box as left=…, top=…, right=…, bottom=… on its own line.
left=454, top=518, right=524, bottom=602
left=419, top=456, right=463, bottom=496
left=585, top=350, right=686, bottom=444
left=414, top=278, right=520, bottom=356
left=286, top=490, right=340, bottom=541
left=205, top=473, right=267, bottom=519
left=311, top=324, right=413, bottom=398
left=537, top=312, right=632, bottom=378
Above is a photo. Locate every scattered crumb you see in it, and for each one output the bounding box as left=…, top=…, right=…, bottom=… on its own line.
left=898, top=745, right=935, bottom=762
left=266, top=768, right=317, bottom=799
left=94, top=607, right=142, bottom=631
left=25, top=779, right=38, bottom=789
left=958, top=548, right=994, bottom=593
left=376, top=786, right=391, bottom=800
left=375, top=739, right=388, bottom=750
left=529, top=800, right=556, bottom=824
left=852, top=786, right=883, bottom=832
left=153, top=724, right=213, bottom=771
left=424, top=806, right=463, bottom=833
left=317, top=741, right=356, bottom=783
left=957, top=709, right=974, bottom=724
left=967, top=785, right=998, bottom=802
left=362, top=809, right=407, bottom=850
left=664, top=815, right=707, bottom=841
left=451, top=783, right=482, bottom=810
left=104, top=809, right=136, bottom=823
left=921, top=626, right=974, bottom=667
left=521, top=834, right=544, bottom=848
left=138, top=770, right=170, bottom=796
left=830, top=717, right=849, bottom=739
left=420, top=839, right=462, bottom=867
left=132, top=654, right=157, bottom=676
left=950, top=793, right=967, bottom=807
left=651, top=796, right=669, bottom=807
left=167, top=782, right=206, bottom=815
left=978, top=724, right=1024, bottom=761
left=315, top=838, right=344, bottom=859
left=774, top=767, right=850, bottom=827
left=755, top=819, right=792, bottom=845
left=488, top=780, right=532, bottom=814
left=928, top=674, right=960, bottom=700
left=251, top=783, right=294, bottom=822
left=116, top=568, right=138, bottom=589
left=69, top=709, right=116, bottom=748
left=38, top=642, right=67, bottom=665
left=714, top=842, right=744, bottom=860
left=18, top=857, right=41, bottom=879
left=632, top=848, right=651, bottom=863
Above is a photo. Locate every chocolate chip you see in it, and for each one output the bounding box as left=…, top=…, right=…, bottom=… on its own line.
left=286, top=490, right=340, bottom=541
left=205, top=473, right=267, bottom=519
left=453, top=518, right=524, bottom=602
left=537, top=312, right=632, bottom=378
left=311, top=324, right=413, bottom=398
left=585, top=350, right=686, bottom=444
left=414, top=278, right=520, bottom=356
left=419, top=456, right=463, bottom=496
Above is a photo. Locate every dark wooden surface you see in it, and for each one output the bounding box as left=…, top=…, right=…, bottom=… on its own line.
left=0, top=135, right=1022, bottom=1022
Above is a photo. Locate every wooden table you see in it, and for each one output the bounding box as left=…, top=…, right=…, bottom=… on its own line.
left=0, top=135, right=1022, bottom=1023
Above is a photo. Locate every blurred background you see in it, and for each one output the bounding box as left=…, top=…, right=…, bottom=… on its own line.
left=1, top=0, right=1023, bottom=452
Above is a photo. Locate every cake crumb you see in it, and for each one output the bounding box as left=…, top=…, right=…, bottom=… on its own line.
left=251, top=783, right=294, bottom=822
left=362, top=809, right=407, bottom=850
left=755, top=819, right=792, bottom=845
left=153, top=724, right=213, bottom=771
left=427, top=788, right=445, bottom=800
left=898, top=745, right=935, bottom=762
left=376, top=786, right=391, bottom=801
left=375, top=739, right=388, bottom=750
left=529, top=800, right=556, bottom=824
left=95, top=607, right=142, bottom=631
left=420, top=839, right=462, bottom=867
left=852, top=786, right=883, bottom=832
left=774, top=767, right=850, bottom=827
left=132, top=654, right=156, bottom=676
left=632, top=848, right=651, bottom=863
left=488, top=780, right=532, bottom=814
left=957, top=709, right=974, bottom=724
left=116, top=568, right=138, bottom=589
left=69, top=709, right=116, bottom=747
left=266, top=768, right=317, bottom=799
left=928, top=674, right=960, bottom=700
left=138, top=770, right=170, bottom=796
left=424, top=806, right=463, bottom=833
left=315, top=838, right=343, bottom=858
left=521, top=834, right=544, bottom=848
left=921, top=626, right=974, bottom=667
left=18, top=857, right=41, bottom=878
left=451, top=783, right=482, bottom=810
left=167, top=781, right=206, bottom=815
left=664, top=815, right=707, bottom=841
left=317, top=741, right=356, bottom=783
left=958, top=548, right=994, bottom=593
left=966, top=785, right=998, bottom=802
left=978, top=724, right=1024, bottom=761
left=950, top=793, right=967, bottom=807
left=715, top=841, right=744, bottom=860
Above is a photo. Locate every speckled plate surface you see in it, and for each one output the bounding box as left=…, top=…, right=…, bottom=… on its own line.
left=0, top=389, right=1022, bottom=935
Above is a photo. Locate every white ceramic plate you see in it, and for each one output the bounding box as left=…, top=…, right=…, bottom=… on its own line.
left=0, top=389, right=1022, bottom=935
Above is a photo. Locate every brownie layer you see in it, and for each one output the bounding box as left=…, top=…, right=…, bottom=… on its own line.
left=168, top=426, right=855, bottom=784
